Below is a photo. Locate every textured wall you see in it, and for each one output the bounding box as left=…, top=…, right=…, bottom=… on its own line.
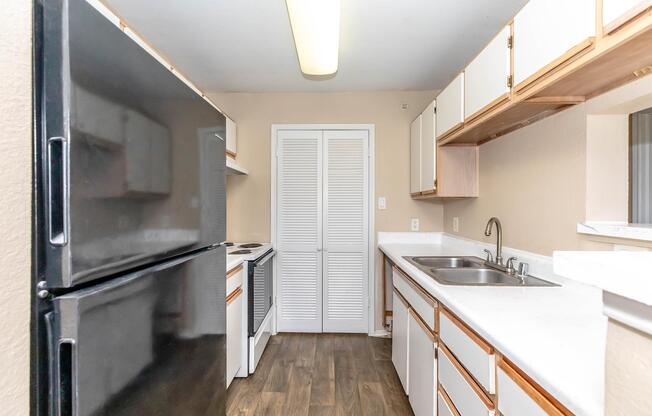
left=0, top=0, right=33, bottom=414
left=443, top=104, right=611, bottom=255
left=209, top=91, right=445, bottom=331
left=208, top=91, right=445, bottom=243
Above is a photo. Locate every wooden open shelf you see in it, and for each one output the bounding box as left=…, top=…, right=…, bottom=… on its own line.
left=440, top=10, right=652, bottom=146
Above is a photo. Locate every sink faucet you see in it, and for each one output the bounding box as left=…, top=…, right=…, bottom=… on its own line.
left=484, top=217, right=503, bottom=265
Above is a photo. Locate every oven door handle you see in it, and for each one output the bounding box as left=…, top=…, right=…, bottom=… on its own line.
left=253, top=250, right=275, bottom=266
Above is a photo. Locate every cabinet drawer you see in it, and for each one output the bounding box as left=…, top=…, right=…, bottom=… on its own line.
left=437, top=387, right=461, bottom=416
left=497, top=358, right=567, bottom=416
left=227, top=264, right=244, bottom=298
left=439, top=308, right=495, bottom=394
left=392, top=267, right=436, bottom=331
left=439, top=345, right=495, bottom=416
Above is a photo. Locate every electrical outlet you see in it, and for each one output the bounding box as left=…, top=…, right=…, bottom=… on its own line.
left=411, top=218, right=420, bottom=232
left=453, top=217, right=460, bottom=233
left=378, top=197, right=386, bottom=210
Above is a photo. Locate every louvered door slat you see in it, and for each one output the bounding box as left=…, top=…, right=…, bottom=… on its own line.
left=323, top=130, right=369, bottom=333
left=276, top=130, right=323, bottom=332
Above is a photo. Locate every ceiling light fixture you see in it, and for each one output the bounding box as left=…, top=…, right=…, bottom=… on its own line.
left=285, top=0, right=340, bottom=76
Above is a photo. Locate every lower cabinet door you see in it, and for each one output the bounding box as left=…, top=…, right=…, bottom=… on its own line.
left=391, top=290, right=410, bottom=393
left=408, top=310, right=437, bottom=416
left=226, top=288, right=243, bottom=387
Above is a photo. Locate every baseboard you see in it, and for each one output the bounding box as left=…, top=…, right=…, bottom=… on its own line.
left=369, top=329, right=391, bottom=338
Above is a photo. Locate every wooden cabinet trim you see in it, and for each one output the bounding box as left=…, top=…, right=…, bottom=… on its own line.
left=514, top=37, right=596, bottom=94
left=436, top=121, right=464, bottom=142
left=604, top=1, right=652, bottom=35
left=438, top=384, right=462, bottom=416
left=464, top=92, right=510, bottom=124
left=392, top=265, right=438, bottom=307
left=440, top=343, right=495, bottom=410
left=408, top=308, right=437, bottom=342
left=227, top=263, right=244, bottom=278
left=392, top=287, right=410, bottom=309
left=498, top=356, right=572, bottom=416
left=226, top=286, right=243, bottom=304
left=441, top=307, right=494, bottom=354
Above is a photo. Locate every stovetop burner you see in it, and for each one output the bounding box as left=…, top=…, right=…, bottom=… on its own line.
left=239, top=243, right=263, bottom=249
left=230, top=249, right=252, bottom=255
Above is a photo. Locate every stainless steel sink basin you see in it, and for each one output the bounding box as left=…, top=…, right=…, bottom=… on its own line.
left=402, top=255, right=557, bottom=287
left=406, top=256, right=483, bottom=269
left=432, top=268, right=556, bottom=286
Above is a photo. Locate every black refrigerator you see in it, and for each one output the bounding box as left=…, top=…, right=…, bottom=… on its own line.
left=33, top=0, right=227, bottom=414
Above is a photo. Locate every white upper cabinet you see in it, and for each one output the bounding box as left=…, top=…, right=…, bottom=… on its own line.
left=226, top=116, right=237, bottom=157
left=410, top=115, right=422, bottom=194
left=464, top=26, right=511, bottom=119
left=436, top=73, right=464, bottom=138
left=603, top=0, right=652, bottom=33
left=513, top=0, right=596, bottom=87
left=420, top=100, right=436, bottom=192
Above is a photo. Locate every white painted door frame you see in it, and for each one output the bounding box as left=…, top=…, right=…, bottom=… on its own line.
left=271, top=124, right=376, bottom=335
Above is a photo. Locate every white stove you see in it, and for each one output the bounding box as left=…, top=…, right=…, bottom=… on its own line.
left=225, top=242, right=275, bottom=376
left=226, top=242, right=273, bottom=260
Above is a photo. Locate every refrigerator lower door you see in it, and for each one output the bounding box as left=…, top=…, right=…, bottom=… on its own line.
left=40, top=0, right=226, bottom=289
left=47, top=246, right=226, bottom=416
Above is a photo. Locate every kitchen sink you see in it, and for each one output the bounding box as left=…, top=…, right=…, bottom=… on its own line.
left=431, top=268, right=557, bottom=287
left=406, top=256, right=484, bottom=269
left=402, top=256, right=557, bottom=287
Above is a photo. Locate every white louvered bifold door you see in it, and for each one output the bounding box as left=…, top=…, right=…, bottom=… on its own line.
left=322, top=130, right=369, bottom=333
left=276, top=130, right=323, bottom=332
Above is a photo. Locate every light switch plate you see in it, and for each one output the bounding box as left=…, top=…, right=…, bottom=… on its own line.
left=453, top=217, right=459, bottom=233
left=411, top=218, right=420, bottom=232
left=378, top=197, right=386, bottom=210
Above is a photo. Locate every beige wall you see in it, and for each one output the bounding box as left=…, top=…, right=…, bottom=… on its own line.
left=208, top=91, right=445, bottom=243
left=443, top=104, right=611, bottom=255
left=0, top=0, right=33, bottom=414
left=605, top=320, right=652, bottom=416
left=209, top=91, right=445, bottom=331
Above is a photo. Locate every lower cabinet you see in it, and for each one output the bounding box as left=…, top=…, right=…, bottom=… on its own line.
left=438, top=345, right=495, bottom=416
left=408, top=309, right=437, bottom=416
left=391, top=290, right=410, bottom=393
left=226, top=287, right=243, bottom=388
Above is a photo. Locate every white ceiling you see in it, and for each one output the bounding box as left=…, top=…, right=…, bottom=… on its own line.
left=102, top=0, right=527, bottom=93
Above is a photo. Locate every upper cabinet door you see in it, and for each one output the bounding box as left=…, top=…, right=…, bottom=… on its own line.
left=226, top=116, right=237, bottom=157
left=420, top=100, right=436, bottom=192
left=436, top=73, right=464, bottom=139
left=410, top=115, right=422, bottom=194
left=464, top=26, right=511, bottom=120
left=603, top=0, right=652, bottom=34
left=513, top=0, right=595, bottom=88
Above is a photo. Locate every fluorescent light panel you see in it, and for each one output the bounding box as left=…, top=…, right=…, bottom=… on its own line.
left=286, top=0, right=340, bottom=76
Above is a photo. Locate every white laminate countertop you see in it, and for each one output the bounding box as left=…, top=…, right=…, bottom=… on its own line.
left=226, top=243, right=274, bottom=272
left=380, top=238, right=606, bottom=416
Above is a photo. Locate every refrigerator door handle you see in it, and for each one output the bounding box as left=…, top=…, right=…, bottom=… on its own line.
left=47, top=136, right=69, bottom=246
left=45, top=312, right=76, bottom=416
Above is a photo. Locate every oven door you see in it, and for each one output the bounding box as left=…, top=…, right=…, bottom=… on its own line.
left=248, top=250, right=275, bottom=337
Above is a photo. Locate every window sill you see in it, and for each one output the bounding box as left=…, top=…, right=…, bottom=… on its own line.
left=577, top=221, right=652, bottom=243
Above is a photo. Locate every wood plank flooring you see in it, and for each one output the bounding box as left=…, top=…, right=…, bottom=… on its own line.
left=226, top=334, right=413, bottom=416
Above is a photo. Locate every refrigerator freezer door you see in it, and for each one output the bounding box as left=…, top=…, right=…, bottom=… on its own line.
left=48, top=246, right=226, bottom=416
left=40, top=0, right=226, bottom=288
